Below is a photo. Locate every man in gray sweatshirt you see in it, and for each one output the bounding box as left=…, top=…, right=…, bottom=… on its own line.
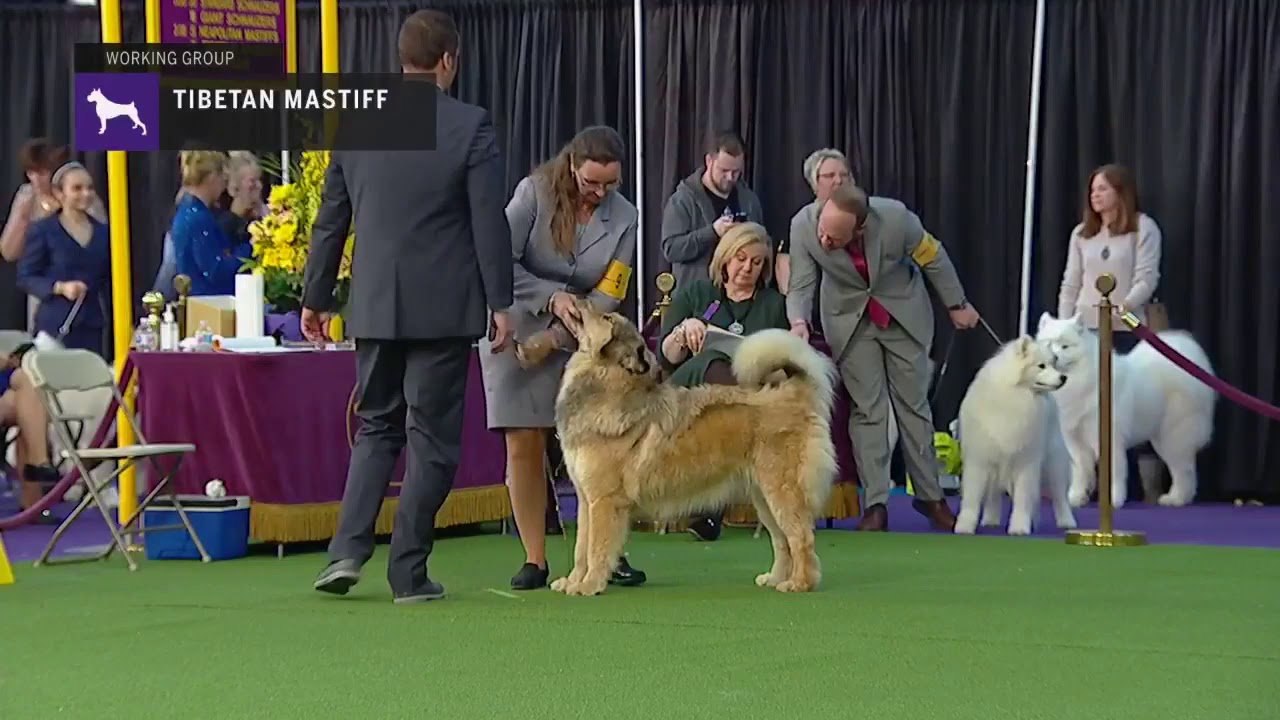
left=660, top=132, right=765, bottom=291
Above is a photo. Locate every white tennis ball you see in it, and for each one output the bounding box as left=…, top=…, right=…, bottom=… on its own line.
left=204, top=479, right=227, bottom=498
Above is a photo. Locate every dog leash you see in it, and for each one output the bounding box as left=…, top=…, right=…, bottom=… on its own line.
left=57, top=295, right=86, bottom=340
left=929, top=308, right=1005, bottom=405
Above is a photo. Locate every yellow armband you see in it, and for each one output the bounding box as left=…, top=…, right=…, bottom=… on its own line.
left=594, top=259, right=632, bottom=301
left=911, top=232, right=941, bottom=266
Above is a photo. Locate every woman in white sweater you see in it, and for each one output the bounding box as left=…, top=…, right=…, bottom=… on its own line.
left=1057, top=163, right=1162, bottom=352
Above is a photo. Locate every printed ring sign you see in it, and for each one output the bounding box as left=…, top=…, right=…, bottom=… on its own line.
left=161, top=0, right=286, bottom=70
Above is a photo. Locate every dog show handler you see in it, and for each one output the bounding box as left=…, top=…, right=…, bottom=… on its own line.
left=785, top=184, right=979, bottom=533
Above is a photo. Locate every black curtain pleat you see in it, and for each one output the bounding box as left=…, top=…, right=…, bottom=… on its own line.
left=1035, top=0, right=1280, bottom=502
left=644, top=0, right=1036, bottom=427
left=1, top=0, right=1277, bottom=498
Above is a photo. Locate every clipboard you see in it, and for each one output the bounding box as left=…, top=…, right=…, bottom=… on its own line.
left=702, top=325, right=744, bottom=355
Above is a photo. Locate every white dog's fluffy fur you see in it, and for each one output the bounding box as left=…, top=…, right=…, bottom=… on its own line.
left=1035, top=313, right=1216, bottom=508
left=953, top=336, right=1077, bottom=535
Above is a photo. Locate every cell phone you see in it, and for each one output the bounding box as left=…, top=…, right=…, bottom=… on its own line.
left=731, top=211, right=749, bottom=222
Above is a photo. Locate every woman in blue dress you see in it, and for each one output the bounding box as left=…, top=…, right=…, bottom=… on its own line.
left=170, top=150, right=251, bottom=296
left=17, top=162, right=111, bottom=355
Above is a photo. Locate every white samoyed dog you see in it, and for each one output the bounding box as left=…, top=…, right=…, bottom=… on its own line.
left=1035, top=313, right=1216, bottom=509
left=953, top=336, right=1076, bottom=535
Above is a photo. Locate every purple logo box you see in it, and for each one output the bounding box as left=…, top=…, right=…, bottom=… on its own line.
left=73, top=73, right=161, bottom=152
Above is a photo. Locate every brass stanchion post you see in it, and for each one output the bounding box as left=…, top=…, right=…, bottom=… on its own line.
left=1065, top=273, right=1148, bottom=547
left=632, top=272, right=679, bottom=534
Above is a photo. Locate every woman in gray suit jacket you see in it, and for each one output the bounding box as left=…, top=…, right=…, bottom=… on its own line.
left=478, top=126, right=647, bottom=591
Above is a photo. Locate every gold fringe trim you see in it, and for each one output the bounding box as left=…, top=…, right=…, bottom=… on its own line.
left=723, top=482, right=860, bottom=526
left=249, top=485, right=512, bottom=545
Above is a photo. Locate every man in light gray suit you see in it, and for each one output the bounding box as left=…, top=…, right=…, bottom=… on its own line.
left=787, top=184, right=979, bottom=532
left=301, top=9, right=514, bottom=603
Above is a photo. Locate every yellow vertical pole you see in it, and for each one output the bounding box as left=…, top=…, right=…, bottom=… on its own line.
left=320, top=0, right=339, bottom=148
left=321, top=0, right=339, bottom=74
left=145, top=0, right=161, bottom=43
left=101, top=0, right=138, bottom=533
left=286, top=0, right=298, bottom=74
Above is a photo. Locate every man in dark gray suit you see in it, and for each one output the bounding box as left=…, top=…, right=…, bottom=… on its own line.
left=301, top=9, right=514, bottom=604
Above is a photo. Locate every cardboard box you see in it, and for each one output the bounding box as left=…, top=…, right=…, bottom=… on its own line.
left=185, top=295, right=236, bottom=338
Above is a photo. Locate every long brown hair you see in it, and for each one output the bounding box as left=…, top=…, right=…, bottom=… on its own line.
left=532, top=126, right=626, bottom=256
left=1080, top=163, right=1139, bottom=238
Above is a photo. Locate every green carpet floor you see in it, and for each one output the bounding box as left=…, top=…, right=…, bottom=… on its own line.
left=2, top=528, right=1278, bottom=719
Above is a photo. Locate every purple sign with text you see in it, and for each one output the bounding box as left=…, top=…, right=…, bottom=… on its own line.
left=161, top=0, right=287, bottom=70
left=73, top=73, right=161, bottom=153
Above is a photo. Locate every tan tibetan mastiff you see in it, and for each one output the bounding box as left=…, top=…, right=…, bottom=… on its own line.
left=527, top=298, right=839, bottom=596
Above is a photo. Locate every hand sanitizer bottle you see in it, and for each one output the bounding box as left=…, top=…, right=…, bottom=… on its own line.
left=160, top=306, right=178, bottom=351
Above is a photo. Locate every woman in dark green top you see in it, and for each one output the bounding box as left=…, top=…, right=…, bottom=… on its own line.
left=660, top=222, right=790, bottom=385
left=659, top=222, right=789, bottom=539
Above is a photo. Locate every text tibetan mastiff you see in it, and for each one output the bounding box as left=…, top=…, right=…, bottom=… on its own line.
left=529, top=298, right=839, bottom=596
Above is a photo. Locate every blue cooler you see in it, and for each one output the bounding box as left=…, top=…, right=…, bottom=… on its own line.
left=143, top=495, right=251, bottom=561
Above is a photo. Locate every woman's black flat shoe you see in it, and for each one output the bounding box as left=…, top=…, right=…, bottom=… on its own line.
left=510, top=562, right=549, bottom=590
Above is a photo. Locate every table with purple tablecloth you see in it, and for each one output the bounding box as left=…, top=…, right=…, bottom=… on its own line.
left=129, top=349, right=510, bottom=544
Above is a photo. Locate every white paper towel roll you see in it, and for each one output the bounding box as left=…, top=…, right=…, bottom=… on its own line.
left=234, top=274, right=266, bottom=338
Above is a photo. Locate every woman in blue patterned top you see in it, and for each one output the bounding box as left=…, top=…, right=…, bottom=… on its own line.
left=170, top=150, right=251, bottom=296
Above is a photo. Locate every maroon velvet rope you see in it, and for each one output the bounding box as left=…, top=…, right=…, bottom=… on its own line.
left=1126, top=318, right=1280, bottom=421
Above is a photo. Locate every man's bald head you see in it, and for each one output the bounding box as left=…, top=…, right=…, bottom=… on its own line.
left=817, top=184, right=869, bottom=250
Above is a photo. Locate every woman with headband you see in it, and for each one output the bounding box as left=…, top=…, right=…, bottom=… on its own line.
left=16, top=161, right=111, bottom=355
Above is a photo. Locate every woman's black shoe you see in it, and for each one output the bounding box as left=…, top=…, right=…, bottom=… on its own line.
left=609, top=556, right=647, bottom=587
left=24, top=463, right=61, bottom=489
left=510, top=562, right=549, bottom=590
left=687, top=516, right=721, bottom=542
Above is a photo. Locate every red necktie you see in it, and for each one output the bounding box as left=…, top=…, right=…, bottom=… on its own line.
left=846, top=242, right=892, bottom=329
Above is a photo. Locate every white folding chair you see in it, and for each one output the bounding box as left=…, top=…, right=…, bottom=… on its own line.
left=22, top=349, right=211, bottom=570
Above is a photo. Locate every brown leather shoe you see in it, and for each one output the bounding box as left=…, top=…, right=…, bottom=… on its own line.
left=855, top=503, right=888, bottom=531
left=912, top=498, right=957, bottom=532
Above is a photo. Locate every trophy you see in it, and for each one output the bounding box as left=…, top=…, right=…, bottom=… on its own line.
left=652, top=271, right=676, bottom=322
left=141, top=291, right=165, bottom=330
left=173, top=274, right=192, bottom=339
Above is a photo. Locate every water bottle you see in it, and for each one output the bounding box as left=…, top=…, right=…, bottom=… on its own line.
left=194, top=321, right=214, bottom=348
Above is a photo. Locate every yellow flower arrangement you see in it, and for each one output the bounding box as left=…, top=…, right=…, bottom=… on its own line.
left=246, top=151, right=354, bottom=312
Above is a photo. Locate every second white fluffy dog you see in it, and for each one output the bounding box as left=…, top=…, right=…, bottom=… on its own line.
left=954, top=336, right=1077, bottom=535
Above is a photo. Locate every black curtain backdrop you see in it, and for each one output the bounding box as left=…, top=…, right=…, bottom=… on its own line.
left=0, top=2, right=170, bottom=344
left=644, top=0, right=1036, bottom=427
left=1, top=0, right=1278, bottom=498
left=1034, top=0, right=1280, bottom=502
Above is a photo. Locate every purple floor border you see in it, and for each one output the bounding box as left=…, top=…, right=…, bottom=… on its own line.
left=3, top=488, right=1277, bottom=565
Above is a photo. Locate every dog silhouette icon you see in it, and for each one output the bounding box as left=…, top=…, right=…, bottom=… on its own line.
left=86, top=88, right=148, bottom=136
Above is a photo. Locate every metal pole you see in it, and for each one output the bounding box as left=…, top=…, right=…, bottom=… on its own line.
left=632, top=0, right=646, bottom=319
left=1064, top=274, right=1147, bottom=547
left=281, top=0, right=298, bottom=183
left=1017, top=0, right=1046, bottom=335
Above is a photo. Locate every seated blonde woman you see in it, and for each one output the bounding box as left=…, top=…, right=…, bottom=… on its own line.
left=658, top=222, right=789, bottom=540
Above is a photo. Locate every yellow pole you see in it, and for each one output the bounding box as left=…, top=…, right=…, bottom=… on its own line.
left=145, top=0, right=161, bottom=43
left=100, top=0, right=138, bottom=534
left=286, top=0, right=298, bottom=74
left=321, top=0, right=339, bottom=73
left=320, top=0, right=339, bottom=149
